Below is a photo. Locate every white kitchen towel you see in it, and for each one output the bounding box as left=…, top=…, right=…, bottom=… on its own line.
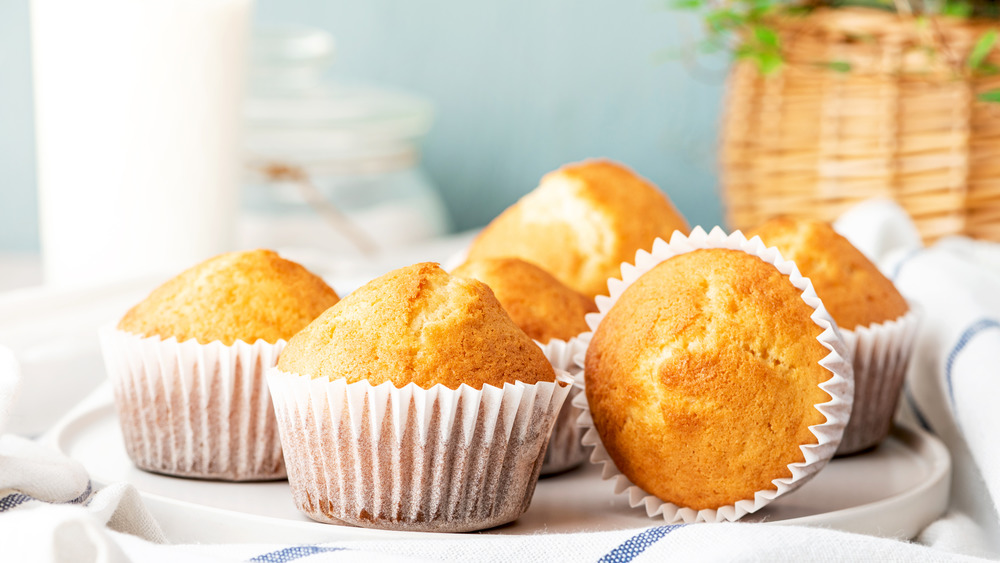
left=70, top=523, right=989, bottom=562
left=1, top=521, right=988, bottom=562
left=3, top=201, right=1000, bottom=562
left=0, top=343, right=166, bottom=561
left=834, top=199, right=1000, bottom=556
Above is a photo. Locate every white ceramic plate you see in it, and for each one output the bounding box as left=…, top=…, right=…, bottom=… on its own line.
left=47, top=383, right=951, bottom=544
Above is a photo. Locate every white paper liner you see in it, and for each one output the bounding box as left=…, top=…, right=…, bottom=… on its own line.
left=99, top=327, right=286, bottom=481
left=267, top=368, right=573, bottom=532
left=572, top=226, right=854, bottom=523
left=538, top=336, right=590, bottom=475
left=836, top=308, right=921, bottom=455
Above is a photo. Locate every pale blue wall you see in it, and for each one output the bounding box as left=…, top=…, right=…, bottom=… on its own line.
left=0, top=0, right=725, bottom=251
left=0, top=0, right=38, bottom=252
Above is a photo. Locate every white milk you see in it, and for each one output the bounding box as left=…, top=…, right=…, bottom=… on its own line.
left=31, top=0, right=251, bottom=285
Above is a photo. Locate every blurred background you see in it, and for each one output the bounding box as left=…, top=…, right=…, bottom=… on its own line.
left=0, top=0, right=725, bottom=256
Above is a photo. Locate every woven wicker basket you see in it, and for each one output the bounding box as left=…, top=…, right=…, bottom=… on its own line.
left=721, top=8, right=1000, bottom=243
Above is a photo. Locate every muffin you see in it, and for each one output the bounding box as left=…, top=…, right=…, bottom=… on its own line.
left=452, top=257, right=595, bottom=344
left=747, top=218, right=919, bottom=455
left=745, top=218, right=908, bottom=331
left=101, top=249, right=339, bottom=481
left=268, top=262, right=571, bottom=532
left=577, top=228, right=852, bottom=523
left=466, top=159, right=689, bottom=298
left=453, top=257, right=595, bottom=474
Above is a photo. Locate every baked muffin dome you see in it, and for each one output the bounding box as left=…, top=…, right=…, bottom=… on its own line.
left=585, top=248, right=831, bottom=510
left=278, top=262, right=556, bottom=390
left=466, top=159, right=689, bottom=298
left=746, top=217, right=909, bottom=330
left=452, top=257, right=596, bottom=344
left=118, top=249, right=339, bottom=345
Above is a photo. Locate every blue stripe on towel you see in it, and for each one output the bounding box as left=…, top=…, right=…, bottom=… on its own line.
left=945, top=319, right=1000, bottom=406
left=0, top=481, right=92, bottom=513
left=248, top=546, right=346, bottom=563
left=0, top=493, right=33, bottom=512
left=70, top=481, right=93, bottom=504
left=890, top=247, right=923, bottom=281
left=598, top=525, right=685, bottom=563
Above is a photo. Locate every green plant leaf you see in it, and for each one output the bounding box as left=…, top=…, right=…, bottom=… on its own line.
left=705, top=9, right=742, bottom=33
left=670, top=0, right=703, bottom=10
left=969, top=30, right=998, bottom=71
left=757, top=51, right=783, bottom=74
left=942, top=1, right=973, bottom=17
left=735, top=44, right=756, bottom=59
left=978, top=89, right=1000, bottom=103
left=981, top=62, right=1000, bottom=75
left=783, top=5, right=813, bottom=15
left=748, top=4, right=773, bottom=19
left=754, top=26, right=780, bottom=49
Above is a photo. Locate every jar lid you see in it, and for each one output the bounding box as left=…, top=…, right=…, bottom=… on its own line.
left=245, top=26, right=433, bottom=158
left=251, top=25, right=336, bottom=67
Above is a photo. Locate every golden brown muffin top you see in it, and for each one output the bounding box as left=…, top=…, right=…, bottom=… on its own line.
left=452, top=257, right=597, bottom=344
left=118, top=249, right=340, bottom=345
left=466, top=159, right=690, bottom=299
left=746, top=217, right=909, bottom=330
left=277, top=262, right=556, bottom=390
left=585, top=249, right=831, bottom=510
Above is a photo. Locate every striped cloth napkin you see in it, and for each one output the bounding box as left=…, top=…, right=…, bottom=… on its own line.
left=1, top=199, right=998, bottom=562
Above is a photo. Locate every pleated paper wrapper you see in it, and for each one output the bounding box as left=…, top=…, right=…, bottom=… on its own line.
left=836, top=309, right=921, bottom=455
left=448, top=247, right=589, bottom=476
left=267, top=368, right=573, bottom=532
left=99, top=327, right=286, bottom=481
left=538, top=336, right=589, bottom=475
left=572, top=226, right=855, bottom=523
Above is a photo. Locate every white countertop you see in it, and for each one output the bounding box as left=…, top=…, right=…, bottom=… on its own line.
left=0, top=252, right=42, bottom=292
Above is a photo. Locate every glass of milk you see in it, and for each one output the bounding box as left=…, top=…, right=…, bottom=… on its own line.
left=30, top=0, right=251, bottom=285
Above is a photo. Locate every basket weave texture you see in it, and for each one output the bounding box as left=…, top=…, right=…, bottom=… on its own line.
left=721, top=8, right=1000, bottom=242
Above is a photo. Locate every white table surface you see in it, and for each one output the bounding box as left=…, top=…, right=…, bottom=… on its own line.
left=0, top=252, right=42, bottom=292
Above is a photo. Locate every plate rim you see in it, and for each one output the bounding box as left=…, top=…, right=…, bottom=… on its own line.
left=47, top=385, right=952, bottom=542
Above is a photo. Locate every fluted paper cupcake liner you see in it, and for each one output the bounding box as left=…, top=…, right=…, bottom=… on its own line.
left=267, top=368, right=573, bottom=532
left=538, top=336, right=590, bottom=475
left=836, top=309, right=921, bottom=455
left=99, top=327, right=286, bottom=481
left=572, top=226, right=854, bottom=523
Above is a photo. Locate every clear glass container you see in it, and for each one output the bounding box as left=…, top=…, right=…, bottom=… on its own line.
left=239, top=26, right=450, bottom=257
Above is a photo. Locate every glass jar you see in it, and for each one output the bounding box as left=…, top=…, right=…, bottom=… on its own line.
left=239, top=26, right=450, bottom=257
